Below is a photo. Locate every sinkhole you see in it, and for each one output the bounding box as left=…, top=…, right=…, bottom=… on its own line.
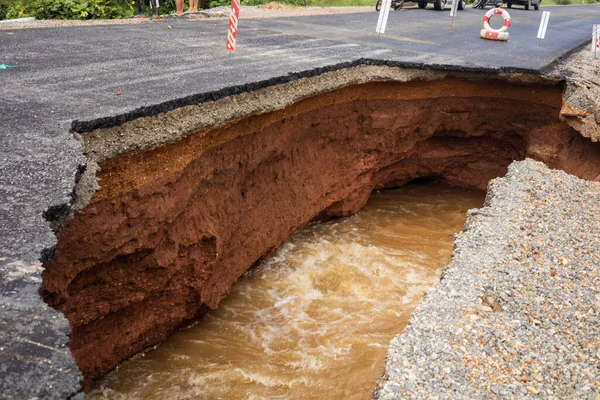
left=39, top=66, right=600, bottom=395
left=88, top=184, right=485, bottom=399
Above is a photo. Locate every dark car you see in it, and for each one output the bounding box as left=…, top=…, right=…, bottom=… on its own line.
left=417, top=0, right=465, bottom=11
left=376, top=0, right=465, bottom=11
left=505, top=0, right=541, bottom=10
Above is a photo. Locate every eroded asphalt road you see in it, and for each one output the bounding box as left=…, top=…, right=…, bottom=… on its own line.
left=0, top=4, right=599, bottom=398
left=2, top=5, right=599, bottom=262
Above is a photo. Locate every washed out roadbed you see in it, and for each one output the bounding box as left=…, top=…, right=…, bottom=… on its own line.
left=374, top=159, right=600, bottom=399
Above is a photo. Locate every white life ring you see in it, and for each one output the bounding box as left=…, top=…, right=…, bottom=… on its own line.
left=481, top=8, right=511, bottom=41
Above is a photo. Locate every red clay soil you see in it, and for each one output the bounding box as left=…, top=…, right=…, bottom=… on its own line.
left=40, top=79, right=600, bottom=386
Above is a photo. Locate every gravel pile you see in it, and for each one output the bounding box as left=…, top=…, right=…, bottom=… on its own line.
left=555, top=47, right=600, bottom=142
left=197, top=5, right=267, bottom=18
left=374, top=159, right=600, bottom=399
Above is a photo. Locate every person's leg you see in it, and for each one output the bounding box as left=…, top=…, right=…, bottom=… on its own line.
left=137, top=0, right=144, bottom=15
left=175, top=0, right=184, bottom=14
left=189, top=0, right=198, bottom=12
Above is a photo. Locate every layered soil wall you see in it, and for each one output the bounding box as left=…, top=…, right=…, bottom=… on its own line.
left=40, top=75, right=600, bottom=386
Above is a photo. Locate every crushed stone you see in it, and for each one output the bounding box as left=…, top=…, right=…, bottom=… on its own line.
left=374, top=159, right=600, bottom=399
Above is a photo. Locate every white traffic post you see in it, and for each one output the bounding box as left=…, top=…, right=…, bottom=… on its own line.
left=536, top=11, right=550, bottom=46
left=450, top=0, right=460, bottom=31
left=376, top=0, right=392, bottom=37
left=593, top=25, right=599, bottom=59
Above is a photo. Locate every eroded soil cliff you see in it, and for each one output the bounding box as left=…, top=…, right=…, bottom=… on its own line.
left=40, top=76, right=600, bottom=385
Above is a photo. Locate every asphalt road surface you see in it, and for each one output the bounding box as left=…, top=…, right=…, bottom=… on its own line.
left=0, top=4, right=598, bottom=398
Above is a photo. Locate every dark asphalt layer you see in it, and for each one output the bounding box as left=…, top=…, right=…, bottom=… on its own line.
left=0, top=4, right=598, bottom=398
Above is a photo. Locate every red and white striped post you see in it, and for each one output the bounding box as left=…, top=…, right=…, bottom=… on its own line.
left=226, top=0, right=240, bottom=52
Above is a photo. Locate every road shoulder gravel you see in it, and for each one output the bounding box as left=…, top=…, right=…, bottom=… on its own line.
left=0, top=6, right=372, bottom=30
left=374, top=159, right=600, bottom=399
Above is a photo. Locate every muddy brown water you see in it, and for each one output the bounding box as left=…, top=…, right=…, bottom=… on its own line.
left=89, top=184, right=484, bottom=399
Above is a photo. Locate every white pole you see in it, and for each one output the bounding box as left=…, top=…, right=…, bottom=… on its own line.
left=380, top=0, right=392, bottom=34
left=376, top=0, right=392, bottom=36
left=450, top=0, right=459, bottom=18
left=540, top=11, right=550, bottom=39
left=592, top=25, right=600, bottom=58
left=449, top=0, right=459, bottom=31
left=537, top=11, right=548, bottom=39
left=536, top=11, right=549, bottom=46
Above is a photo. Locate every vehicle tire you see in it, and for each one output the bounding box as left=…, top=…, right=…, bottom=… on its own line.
left=472, top=0, right=482, bottom=8
left=376, top=0, right=382, bottom=11
left=418, top=1, right=427, bottom=7
left=534, top=3, right=539, bottom=9
left=506, top=2, right=511, bottom=6
left=457, top=0, right=465, bottom=9
left=434, top=0, right=444, bottom=10
left=524, top=2, right=529, bottom=9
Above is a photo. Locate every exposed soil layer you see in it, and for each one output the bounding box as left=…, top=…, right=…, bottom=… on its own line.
left=40, top=78, right=600, bottom=386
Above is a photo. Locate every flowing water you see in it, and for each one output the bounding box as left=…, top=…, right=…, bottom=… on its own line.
left=89, top=184, right=484, bottom=400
